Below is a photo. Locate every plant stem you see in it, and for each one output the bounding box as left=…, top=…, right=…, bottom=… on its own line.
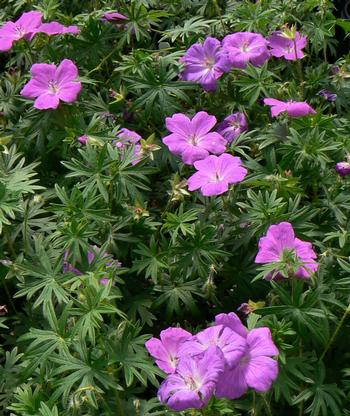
left=252, top=391, right=257, bottom=415
left=293, top=38, right=304, bottom=100
left=87, top=43, right=121, bottom=76
left=115, top=391, right=125, bottom=416
left=261, top=394, right=272, bottom=416
left=319, top=303, right=350, bottom=361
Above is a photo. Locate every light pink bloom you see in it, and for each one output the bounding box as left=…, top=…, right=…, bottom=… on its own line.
left=146, top=327, right=192, bottom=374
left=222, top=32, right=270, bottom=69
left=115, top=128, right=141, bottom=148
left=187, top=153, right=247, bottom=196
left=20, top=59, right=82, bottom=110
left=255, top=222, right=318, bottom=279
left=268, top=31, right=307, bottom=60
left=0, top=11, right=42, bottom=52
left=263, top=98, right=316, bottom=117
left=36, top=22, right=80, bottom=36
left=163, top=112, right=226, bottom=165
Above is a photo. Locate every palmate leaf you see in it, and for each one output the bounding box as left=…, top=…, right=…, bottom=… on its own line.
left=160, top=16, right=216, bottom=42
left=123, top=57, right=195, bottom=120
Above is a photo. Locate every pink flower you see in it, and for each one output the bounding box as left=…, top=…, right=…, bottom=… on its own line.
left=180, top=37, right=232, bottom=92
left=0, top=11, right=42, bottom=52
left=268, top=31, right=307, bottom=60
left=215, top=321, right=279, bottom=399
left=158, top=347, right=225, bottom=411
left=20, top=59, right=82, bottom=110
left=163, top=112, right=226, bottom=165
left=35, top=22, right=80, bottom=36
left=145, top=327, right=192, bottom=374
left=217, top=112, right=248, bottom=143
left=102, top=12, right=128, bottom=21
left=78, top=135, right=88, bottom=144
left=178, top=325, right=247, bottom=369
left=187, top=153, right=247, bottom=197
left=115, top=128, right=141, bottom=148
left=336, top=162, right=350, bottom=177
left=222, top=32, right=270, bottom=69
left=263, top=98, right=316, bottom=117
left=255, top=222, right=318, bottom=279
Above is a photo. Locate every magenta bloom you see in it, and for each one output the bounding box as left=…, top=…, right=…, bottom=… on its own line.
left=20, top=59, right=82, bottom=110
left=163, top=112, right=226, bottom=165
left=222, top=32, right=269, bottom=69
left=217, top=112, right=248, bottom=143
left=216, top=327, right=279, bottom=399
left=158, top=347, right=224, bottom=411
left=180, top=37, right=232, bottom=92
left=78, top=135, right=88, bottom=145
left=102, top=12, right=128, bottom=21
left=145, top=328, right=192, bottom=374
left=0, top=11, right=42, bottom=52
left=187, top=153, right=247, bottom=197
left=115, top=128, right=141, bottom=148
left=255, top=222, right=318, bottom=279
left=215, top=312, right=248, bottom=338
left=36, top=22, right=80, bottom=36
left=263, top=98, right=316, bottom=117
left=268, top=31, right=307, bottom=60
left=178, top=325, right=246, bottom=369
left=336, top=162, right=350, bottom=177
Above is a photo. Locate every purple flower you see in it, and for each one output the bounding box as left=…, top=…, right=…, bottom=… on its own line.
left=336, top=162, right=350, bottom=177
left=115, top=128, right=141, bottom=148
left=180, top=37, right=232, bottom=92
left=187, top=153, right=247, bottom=196
left=255, top=222, right=318, bottom=279
left=35, top=22, right=80, bottom=36
left=215, top=312, right=248, bottom=338
left=158, top=346, right=225, bottom=411
left=263, top=98, right=316, bottom=117
left=145, top=327, right=192, bottom=374
left=78, top=135, right=88, bottom=145
left=217, top=112, right=248, bottom=143
left=163, top=112, right=226, bottom=165
left=268, top=31, right=307, bottom=60
left=319, top=89, right=337, bottom=102
left=102, top=12, right=128, bottom=21
left=0, top=11, right=42, bottom=52
left=216, top=327, right=279, bottom=399
left=20, top=59, right=82, bottom=110
left=222, top=32, right=270, bottom=69
left=178, top=325, right=246, bottom=369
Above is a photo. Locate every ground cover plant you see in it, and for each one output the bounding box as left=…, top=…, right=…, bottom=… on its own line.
left=1, top=0, right=350, bottom=415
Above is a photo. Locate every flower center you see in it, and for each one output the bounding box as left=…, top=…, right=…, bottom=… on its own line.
left=240, top=41, right=250, bottom=52
left=230, top=120, right=240, bottom=129
left=188, top=134, right=198, bottom=145
left=185, top=375, right=200, bottom=391
left=48, top=80, right=60, bottom=94
left=15, top=25, right=25, bottom=37
left=240, top=353, right=251, bottom=366
left=204, top=58, right=216, bottom=69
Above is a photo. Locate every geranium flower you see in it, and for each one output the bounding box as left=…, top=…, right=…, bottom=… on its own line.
left=216, top=325, right=279, bottom=399
left=0, top=11, right=42, bottom=52
left=217, top=112, right=248, bottom=143
left=78, top=135, right=88, bottom=145
left=180, top=37, right=232, bottom=91
left=145, top=327, right=192, bottom=374
left=35, top=22, right=80, bottom=36
left=178, top=325, right=247, bottom=369
left=255, top=222, right=318, bottom=279
left=115, top=128, right=141, bottom=148
left=158, top=346, right=225, bottom=411
left=102, top=12, right=128, bottom=21
left=20, top=59, right=82, bottom=110
left=263, top=98, right=316, bottom=117
left=187, top=153, right=247, bottom=196
left=222, top=32, right=270, bottom=69
left=163, top=112, right=226, bottom=165
left=336, top=161, right=350, bottom=177
left=268, top=31, right=307, bottom=60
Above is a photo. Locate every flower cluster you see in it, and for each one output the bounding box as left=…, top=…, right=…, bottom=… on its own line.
left=255, top=222, right=318, bottom=280
left=146, top=312, right=279, bottom=411
left=0, top=11, right=79, bottom=52
left=63, top=245, right=121, bottom=285
left=162, top=111, right=248, bottom=196
left=180, top=27, right=307, bottom=92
